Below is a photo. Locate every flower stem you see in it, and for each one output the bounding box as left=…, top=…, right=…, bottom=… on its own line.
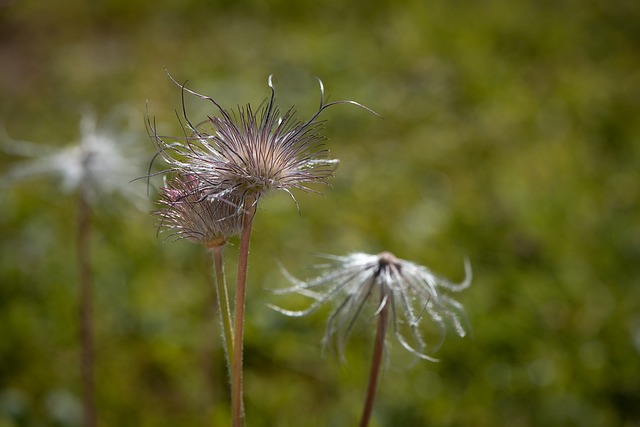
left=231, top=197, right=256, bottom=427
left=77, top=191, right=96, bottom=427
left=210, top=245, right=234, bottom=371
left=359, top=295, right=388, bottom=427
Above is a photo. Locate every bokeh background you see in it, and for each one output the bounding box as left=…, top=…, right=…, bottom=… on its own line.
left=1, top=0, right=639, bottom=426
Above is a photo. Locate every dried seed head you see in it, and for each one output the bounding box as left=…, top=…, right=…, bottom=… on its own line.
left=270, top=252, right=472, bottom=362
left=2, top=110, right=144, bottom=205
left=154, top=173, right=244, bottom=247
left=148, top=72, right=375, bottom=210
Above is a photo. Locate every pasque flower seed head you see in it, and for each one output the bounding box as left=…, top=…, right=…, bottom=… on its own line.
left=3, top=110, right=144, bottom=205
left=149, top=72, right=375, bottom=211
left=271, top=252, right=472, bottom=361
left=154, top=173, right=244, bottom=247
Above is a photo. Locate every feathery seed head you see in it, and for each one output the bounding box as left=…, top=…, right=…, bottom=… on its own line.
left=149, top=72, right=374, bottom=209
left=271, top=252, right=472, bottom=362
left=2, top=110, right=144, bottom=205
left=154, top=173, right=244, bottom=247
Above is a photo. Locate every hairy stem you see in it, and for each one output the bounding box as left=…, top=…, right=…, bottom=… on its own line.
left=77, top=191, right=96, bottom=427
left=210, top=245, right=234, bottom=370
left=359, top=295, right=388, bottom=427
left=231, top=197, right=256, bottom=427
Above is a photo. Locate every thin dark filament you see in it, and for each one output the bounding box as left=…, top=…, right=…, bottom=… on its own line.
left=178, top=85, right=207, bottom=141
left=323, top=293, right=355, bottom=359
left=207, top=117, right=246, bottom=166
left=321, top=269, right=378, bottom=358
left=338, top=275, right=377, bottom=358
left=164, top=68, right=233, bottom=123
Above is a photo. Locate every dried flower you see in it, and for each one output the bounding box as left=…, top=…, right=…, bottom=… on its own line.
left=148, top=72, right=374, bottom=210
left=271, top=251, right=472, bottom=361
left=2, top=110, right=143, bottom=205
left=154, top=173, right=244, bottom=247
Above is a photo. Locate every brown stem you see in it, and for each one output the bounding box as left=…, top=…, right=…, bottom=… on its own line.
left=231, top=197, right=256, bottom=427
left=77, top=191, right=96, bottom=427
left=359, top=294, right=388, bottom=427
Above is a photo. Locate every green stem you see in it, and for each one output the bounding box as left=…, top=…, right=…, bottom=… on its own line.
left=77, top=191, right=96, bottom=427
left=231, top=197, right=256, bottom=427
left=359, top=295, right=388, bottom=427
left=210, top=245, right=234, bottom=371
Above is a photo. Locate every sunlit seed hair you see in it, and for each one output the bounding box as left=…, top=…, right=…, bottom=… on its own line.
left=154, top=173, right=244, bottom=248
left=270, top=252, right=472, bottom=362
left=148, top=71, right=375, bottom=210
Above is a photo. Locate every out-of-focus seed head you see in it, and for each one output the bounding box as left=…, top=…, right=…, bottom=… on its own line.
left=2, top=109, right=145, bottom=206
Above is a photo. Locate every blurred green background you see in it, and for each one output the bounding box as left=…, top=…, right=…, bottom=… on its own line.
left=1, top=0, right=639, bottom=426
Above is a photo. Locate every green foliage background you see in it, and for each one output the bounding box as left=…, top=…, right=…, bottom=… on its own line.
left=1, top=0, right=639, bottom=425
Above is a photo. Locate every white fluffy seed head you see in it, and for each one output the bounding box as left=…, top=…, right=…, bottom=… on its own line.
left=270, top=252, right=472, bottom=362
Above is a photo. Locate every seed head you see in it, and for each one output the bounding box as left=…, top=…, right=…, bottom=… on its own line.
left=148, top=72, right=375, bottom=210
left=2, top=110, right=144, bottom=205
left=154, top=173, right=244, bottom=247
left=270, top=252, right=472, bottom=362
